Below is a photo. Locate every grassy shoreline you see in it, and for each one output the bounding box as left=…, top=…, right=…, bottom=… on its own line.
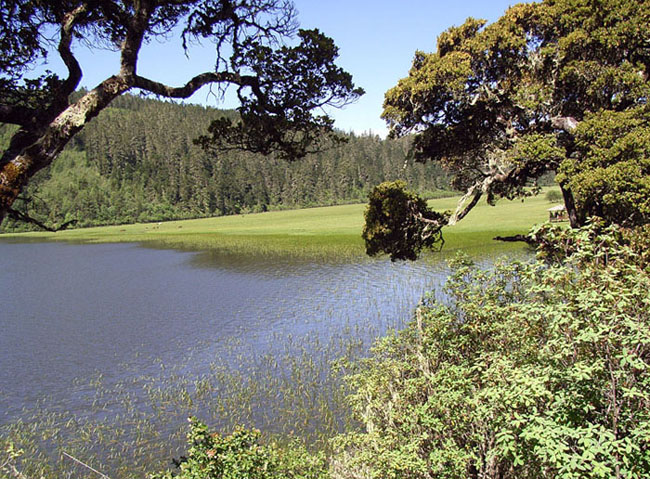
left=0, top=191, right=559, bottom=259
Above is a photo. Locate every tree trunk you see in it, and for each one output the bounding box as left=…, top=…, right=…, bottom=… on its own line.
left=559, top=183, right=582, bottom=228
left=0, top=77, right=130, bottom=225
left=0, top=152, right=42, bottom=224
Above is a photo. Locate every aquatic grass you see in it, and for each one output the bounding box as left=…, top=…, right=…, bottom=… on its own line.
left=0, top=276, right=498, bottom=479
left=1, top=257, right=441, bottom=479
left=1, top=321, right=386, bottom=479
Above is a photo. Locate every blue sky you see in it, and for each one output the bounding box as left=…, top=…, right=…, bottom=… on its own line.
left=47, top=1, right=516, bottom=136
left=293, top=0, right=516, bottom=136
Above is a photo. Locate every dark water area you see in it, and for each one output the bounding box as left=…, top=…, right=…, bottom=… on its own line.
left=0, top=240, right=479, bottom=425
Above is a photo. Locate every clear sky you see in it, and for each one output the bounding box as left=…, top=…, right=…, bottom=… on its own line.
left=46, top=0, right=517, bottom=137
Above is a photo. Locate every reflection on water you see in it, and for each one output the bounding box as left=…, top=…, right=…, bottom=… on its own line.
left=0, top=239, right=531, bottom=427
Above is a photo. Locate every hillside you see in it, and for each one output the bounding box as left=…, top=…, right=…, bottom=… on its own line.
left=0, top=94, right=452, bottom=232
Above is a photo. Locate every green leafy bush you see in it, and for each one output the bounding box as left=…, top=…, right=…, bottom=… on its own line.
left=335, top=223, right=650, bottom=478
left=545, top=189, right=563, bottom=203
left=151, top=418, right=327, bottom=479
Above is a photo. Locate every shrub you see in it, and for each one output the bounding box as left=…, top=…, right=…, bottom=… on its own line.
left=334, top=224, right=650, bottom=478
left=545, top=189, right=563, bottom=202
left=151, top=418, right=327, bottom=479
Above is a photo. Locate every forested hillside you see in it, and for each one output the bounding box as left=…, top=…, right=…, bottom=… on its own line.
left=0, top=94, right=451, bottom=232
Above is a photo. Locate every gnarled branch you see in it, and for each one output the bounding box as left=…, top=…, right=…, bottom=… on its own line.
left=493, top=234, right=536, bottom=245
left=0, top=105, right=38, bottom=127
left=57, top=3, right=87, bottom=98
left=6, top=206, right=76, bottom=232
left=448, top=181, right=484, bottom=225
left=133, top=71, right=260, bottom=99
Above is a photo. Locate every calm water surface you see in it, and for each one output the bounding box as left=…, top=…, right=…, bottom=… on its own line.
left=0, top=240, right=469, bottom=424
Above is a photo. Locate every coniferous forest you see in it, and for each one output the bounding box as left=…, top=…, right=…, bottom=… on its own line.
left=0, top=94, right=452, bottom=232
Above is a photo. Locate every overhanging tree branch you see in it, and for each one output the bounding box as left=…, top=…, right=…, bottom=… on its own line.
left=0, top=0, right=363, bottom=228
left=0, top=105, right=38, bottom=127
left=56, top=3, right=87, bottom=98
left=133, top=71, right=260, bottom=99
left=448, top=181, right=484, bottom=225
left=6, top=206, right=76, bottom=232
left=363, top=181, right=449, bottom=261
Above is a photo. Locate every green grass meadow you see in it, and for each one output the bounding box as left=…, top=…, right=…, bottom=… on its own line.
left=1, top=189, right=562, bottom=259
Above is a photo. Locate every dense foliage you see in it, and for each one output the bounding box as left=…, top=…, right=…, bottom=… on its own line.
left=367, top=0, right=650, bottom=259
left=337, top=223, right=650, bottom=478
left=0, top=0, right=362, bottom=226
left=362, top=181, right=449, bottom=261
left=134, top=223, right=650, bottom=479
left=560, top=108, right=650, bottom=227
left=0, top=94, right=451, bottom=231
left=151, top=418, right=327, bottom=479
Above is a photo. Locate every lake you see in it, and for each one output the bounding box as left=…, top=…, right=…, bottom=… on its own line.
left=0, top=239, right=529, bottom=475
left=0, top=241, right=458, bottom=421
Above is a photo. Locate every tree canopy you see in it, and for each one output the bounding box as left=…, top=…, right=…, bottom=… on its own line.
left=0, top=0, right=363, bottom=227
left=367, top=0, right=650, bottom=259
